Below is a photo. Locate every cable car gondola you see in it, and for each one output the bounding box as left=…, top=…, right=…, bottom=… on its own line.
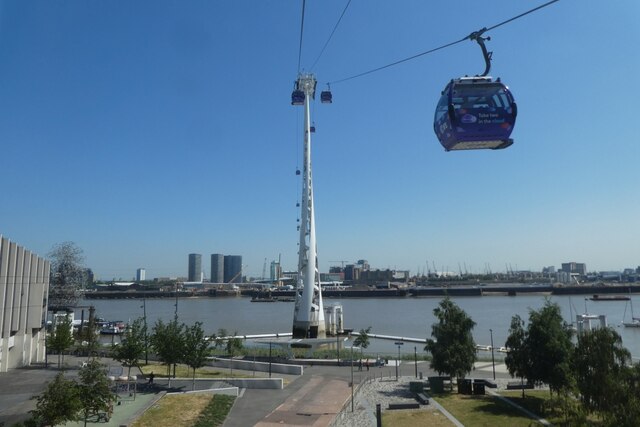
left=433, top=30, right=517, bottom=151
left=434, top=76, right=516, bottom=151
left=320, top=86, right=332, bottom=104
left=291, top=89, right=305, bottom=106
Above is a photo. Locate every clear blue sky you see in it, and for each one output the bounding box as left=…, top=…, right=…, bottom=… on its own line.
left=2, top=1, right=639, bottom=280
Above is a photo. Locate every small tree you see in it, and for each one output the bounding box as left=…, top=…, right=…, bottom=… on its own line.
left=31, top=372, right=82, bottom=426
left=504, top=314, right=530, bottom=398
left=112, top=318, right=146, bottom=377
left=182, top=322, right=211, bottom=390
left=353, top=327, right=371, bottom=364
left=425, top=297, right=477, bottom=391
left=526, top=299, right=574, bottom=394
left=78, top=360, right=116, bottom=427
left=150, top=319, right=184, bottom=386
left=49, top=315, right=75, bottom=368
left=216, top=329, right=243, bottom=376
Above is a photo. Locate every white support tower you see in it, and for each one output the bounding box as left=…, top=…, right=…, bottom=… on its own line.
left=292, top=73, right=326, bottom=338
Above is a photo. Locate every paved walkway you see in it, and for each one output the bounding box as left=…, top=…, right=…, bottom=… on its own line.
left=1, top=357, right=519, bottom=427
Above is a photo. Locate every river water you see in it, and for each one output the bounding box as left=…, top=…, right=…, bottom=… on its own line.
left=76, top=294, right=640, bottom=359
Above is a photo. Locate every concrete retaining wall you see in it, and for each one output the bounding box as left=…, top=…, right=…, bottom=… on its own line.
left=224, top=378, right=283, bottom=389
left=207, top=357, right=303, bottom=375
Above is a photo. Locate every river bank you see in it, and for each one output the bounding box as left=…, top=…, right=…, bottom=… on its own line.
left=82, top=283, right=640, bottom=299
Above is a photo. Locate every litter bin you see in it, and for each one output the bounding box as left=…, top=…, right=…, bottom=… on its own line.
left=409, top=381, right=424, bottom=393
left=428, top=376, right=444, bottom=393
left=473, top=380, right=486, bottom=395
left=458, top=378, right=472, bottom=395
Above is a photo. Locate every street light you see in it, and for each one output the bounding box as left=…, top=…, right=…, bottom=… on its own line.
left=394, top=342, right=404, bottom=381
left=414, top=346, right=418, bottom=378
left=141, top=298, right=148, bottom=365
left=490, top=328, right=496, bottom=380
left=269, top=341, right=272, bottom=378
left=350, top=345, right=354, bottom=412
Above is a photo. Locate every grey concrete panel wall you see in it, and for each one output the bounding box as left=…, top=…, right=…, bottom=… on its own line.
left=11, top=246, right=24, bottom=332
left=25, top=253, right=36, bottom=329
left=4, top=242, right=17, bottom=336
left=0, top=236, right=9, bottom=336
left=0, top=236, right=49, bottom=372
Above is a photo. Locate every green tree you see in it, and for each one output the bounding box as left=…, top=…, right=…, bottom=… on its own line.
left=78, top=359, right=116, bottom=427
left=112, top=318, right=146, bottom=377
left=216, top=329, right=243, bottom=376
left=574, top=327, right=631, bottom=420
left=183, top=322, right=211, bottom=390
left=526, top=299, right=574, bottom=394
left=504, top=314, right=530, bottom=398
left=611, top=363, right=640, bottom=426
left=48, top=242, right=85, bottom=310
left=48, top=314, right=75, bottom=368
left=353, top=327, right=372, bottom=364
left=31, top=372, right=82, bottom=426
left=424, top=297, right=477, bottom=390
left=150, top=318, right=184, bottom=386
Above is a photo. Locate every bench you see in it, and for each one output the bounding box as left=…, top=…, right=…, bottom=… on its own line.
left=388, top=402, right=421, bottom=410
left=415, top=393, right=429, bottom=405
left=507, top=381, right=534, bottom=390
left=482, top=379, right=498, bottom=388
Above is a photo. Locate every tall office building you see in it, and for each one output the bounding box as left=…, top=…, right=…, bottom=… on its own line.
left=188, top=254, right=202, bottom=282
left=210, top=254, right=224, bottom=283
left=224, top=255, right=242, bottom=283
left=136, top=268, right=146, bottom=281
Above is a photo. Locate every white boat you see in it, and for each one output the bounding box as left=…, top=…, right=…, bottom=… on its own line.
left=622, top=298, right=640, bottom=328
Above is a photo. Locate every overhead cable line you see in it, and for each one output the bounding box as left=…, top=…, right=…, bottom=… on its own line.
left=297, top=0, right=307, bottom=73
left=310, top=0, right=353, bottom=72
left=328, top=0, right=560, bottom=85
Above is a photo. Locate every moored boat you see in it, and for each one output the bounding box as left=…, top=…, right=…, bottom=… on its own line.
left=590, top=294, right=630, bottom=301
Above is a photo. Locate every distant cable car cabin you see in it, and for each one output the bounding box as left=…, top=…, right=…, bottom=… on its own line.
left=291, top=89, right=305, bottom=106
left=434, top=76, right=517, bottom=151
left=296, top=168, right=301, bottom=175
left=320, top=89, right=332, bottom=104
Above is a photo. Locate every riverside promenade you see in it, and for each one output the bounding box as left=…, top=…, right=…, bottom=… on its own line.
left=0, top=355, right=513, bottom=426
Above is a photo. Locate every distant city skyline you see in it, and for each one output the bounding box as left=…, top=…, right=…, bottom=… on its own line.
left=2, top=2, right=639, bottom=282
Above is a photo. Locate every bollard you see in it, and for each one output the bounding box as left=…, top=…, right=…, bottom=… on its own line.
left=376, top=403, right=382, bottom=427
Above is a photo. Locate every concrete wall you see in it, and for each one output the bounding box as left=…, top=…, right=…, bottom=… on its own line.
left=0, top=235, right=50, bottom=372
left=207, top=357, right=303, bottom=375
left=224, top=378, right=283, bottom=390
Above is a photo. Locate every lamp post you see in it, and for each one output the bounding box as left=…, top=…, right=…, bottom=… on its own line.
left=269, top=341, right=272, bottom=378
left=141, top=298, right=148, bottom=365
left=394, top=342, right=404, bottom=381
left=490, top=328, right=496, bottom=380
left=414, top=346, right=418, bottom=378
left=336, top=334, right=340, bottom=364
left=350, top=345, right=354, bottom=412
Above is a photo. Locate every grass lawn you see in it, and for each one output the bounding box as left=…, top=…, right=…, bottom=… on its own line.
left=131, top=393, right=235, bottom=427
left=139, top=362, right=253, bottom=379
left=382, top=409, right=455, bottom=427
left=131, top=394, right=211, bottom=427
left=432, top=392, right=545, bottom=426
